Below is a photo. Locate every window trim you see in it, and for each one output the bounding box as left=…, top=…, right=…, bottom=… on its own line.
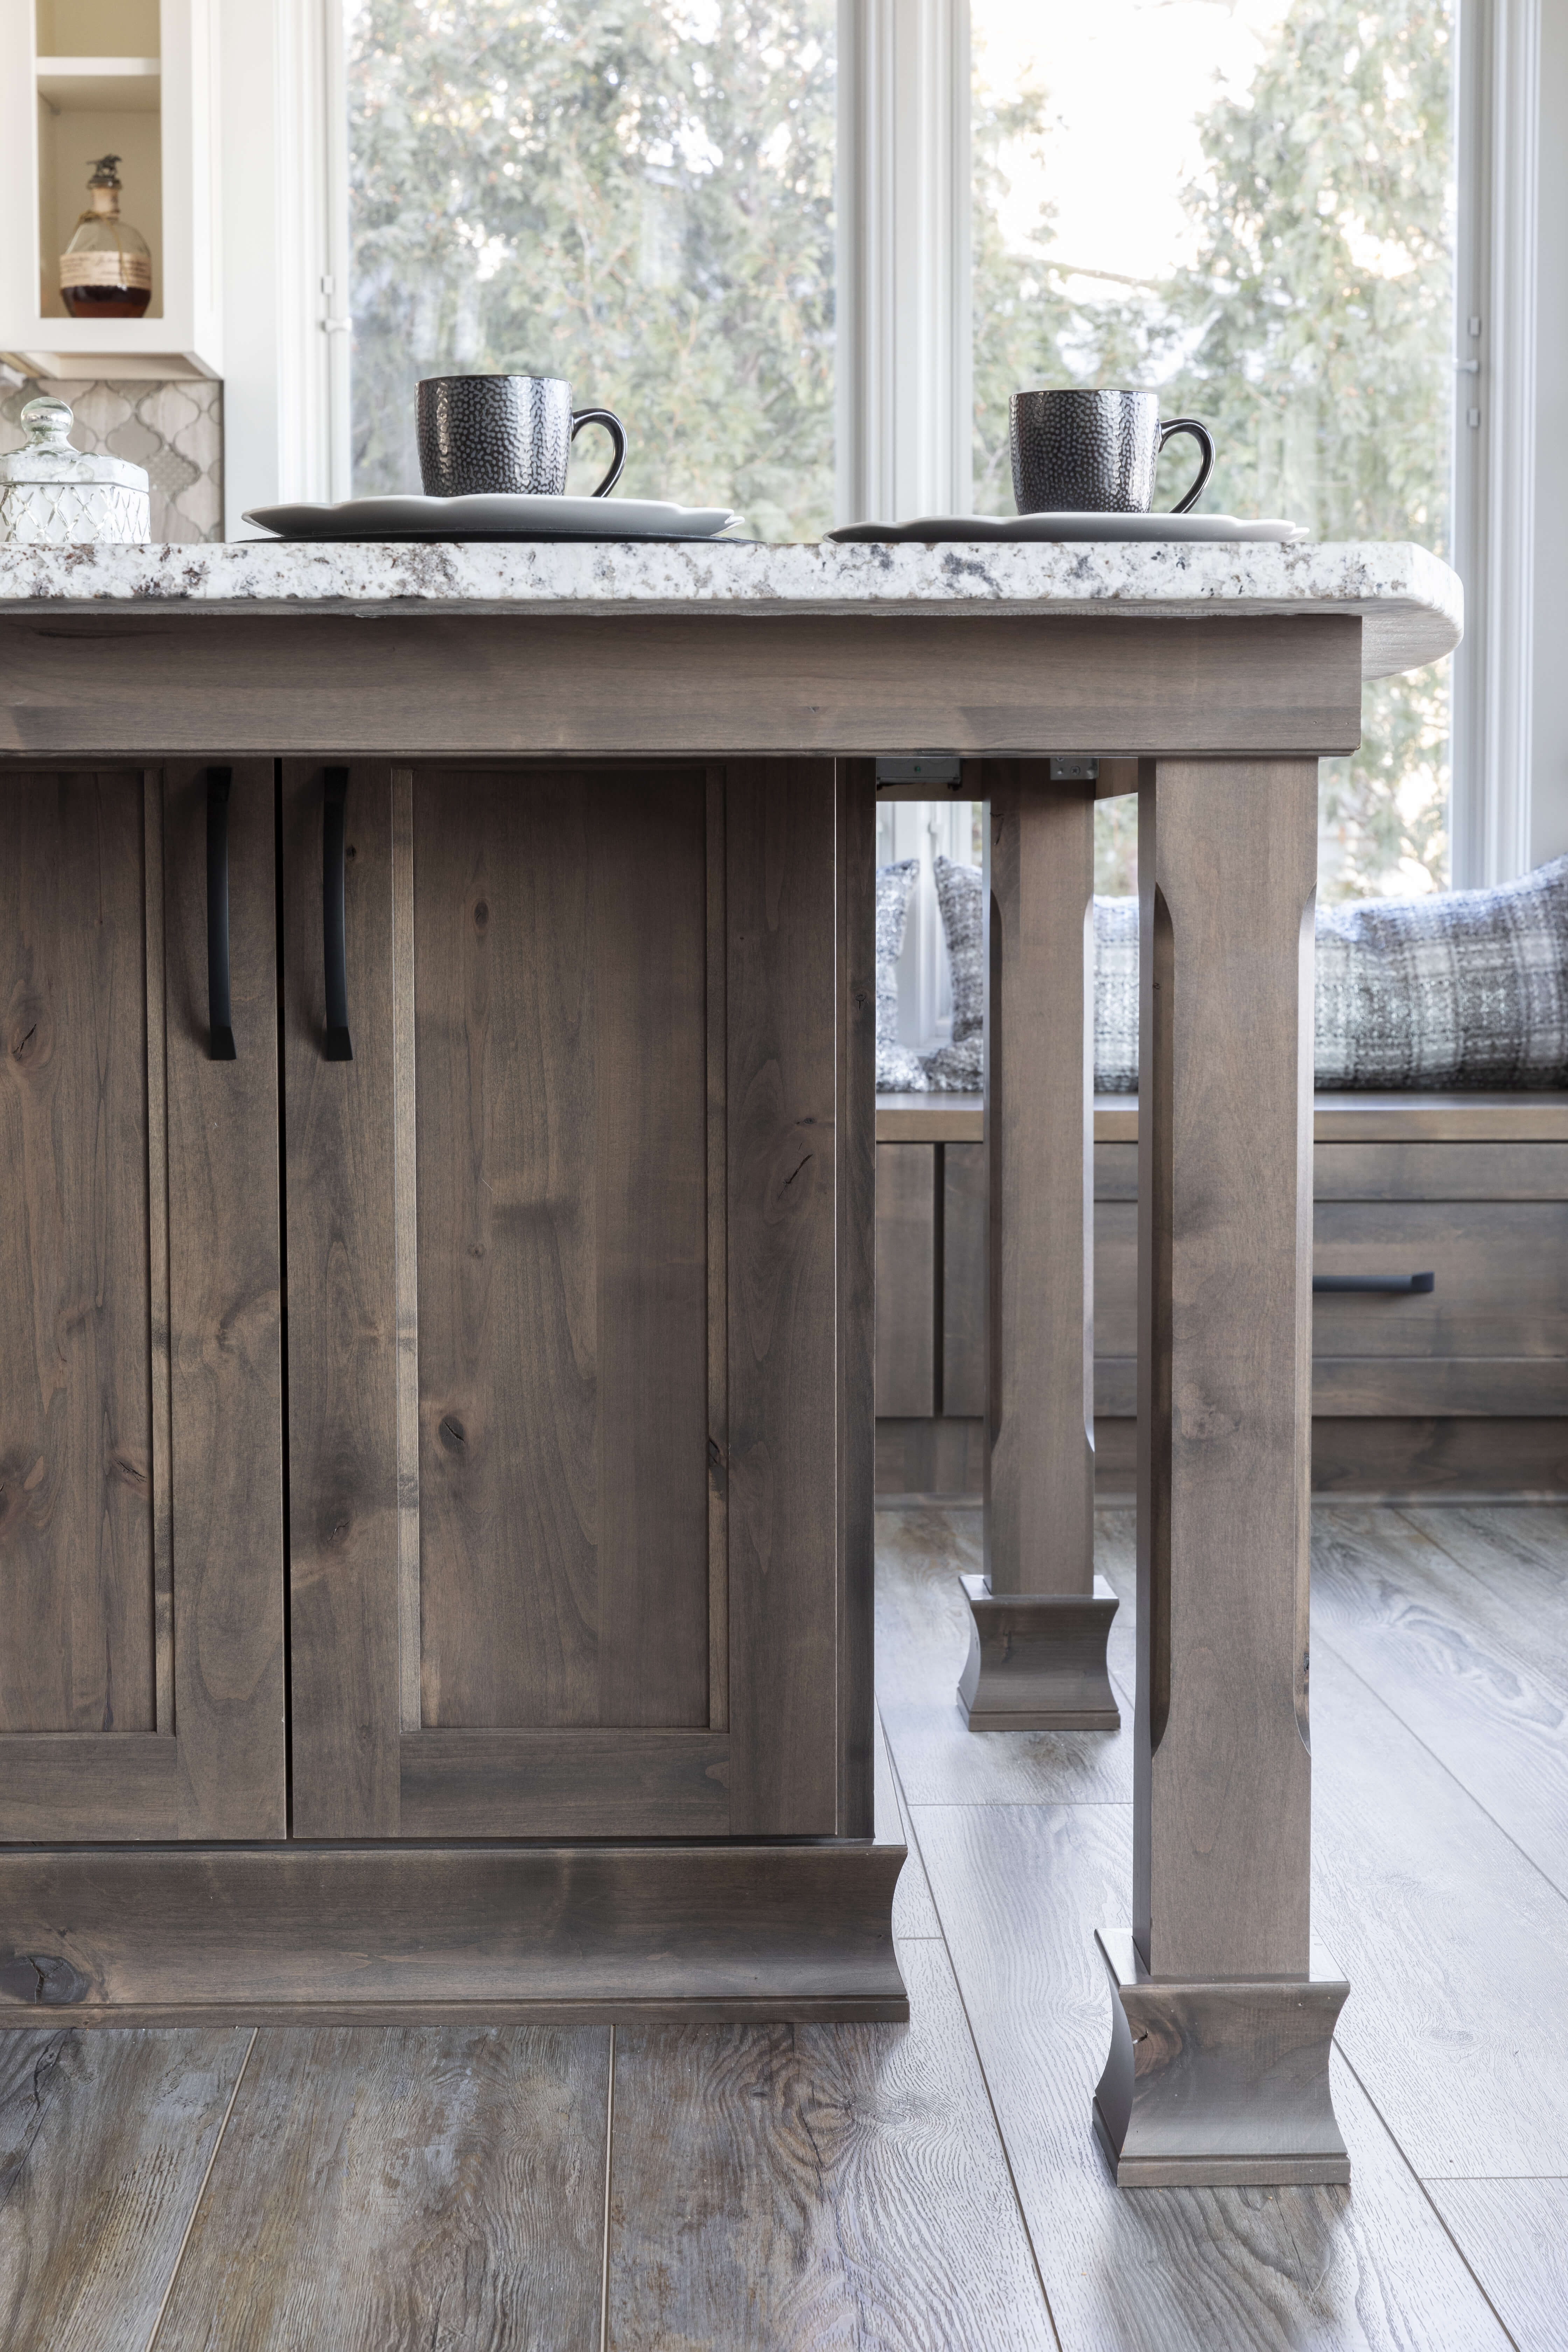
left=240, top=0, right=1549, bottom=884
left=1450, top=0, right=1541, bottom=886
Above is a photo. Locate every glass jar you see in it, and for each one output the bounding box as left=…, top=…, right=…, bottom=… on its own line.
left=0, top=398, right=151, bottom=545
left=60, top=155, right=153, bottom=320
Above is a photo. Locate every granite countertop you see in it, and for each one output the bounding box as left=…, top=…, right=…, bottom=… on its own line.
left=0, top=537, right=1462, bottom=680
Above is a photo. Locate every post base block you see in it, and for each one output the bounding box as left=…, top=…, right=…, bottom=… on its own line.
left=1092, top=1928, right=1351, bottom=2187
left=957, top=1572, right=1120, bottom=1731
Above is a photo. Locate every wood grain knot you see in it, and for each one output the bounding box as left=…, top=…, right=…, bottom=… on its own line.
left=6, top=999, right=49, bottom=1071
left=0, top=1952, right=89, bottom=2006
left=439, top=1416, right=467, bottom=1452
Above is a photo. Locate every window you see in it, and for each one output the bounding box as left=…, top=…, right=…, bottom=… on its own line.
left=345, top=0, right=837, bottom=538
left=972, top=0, right=1457, bottom=901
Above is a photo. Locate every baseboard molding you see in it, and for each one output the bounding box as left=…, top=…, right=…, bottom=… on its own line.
left=0, top=1841, right=908, bottom=2027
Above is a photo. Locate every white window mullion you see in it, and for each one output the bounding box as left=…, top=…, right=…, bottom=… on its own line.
left=836, top=0, right=972, bottom=526
left=1449, top=0, right=1540, bottom=887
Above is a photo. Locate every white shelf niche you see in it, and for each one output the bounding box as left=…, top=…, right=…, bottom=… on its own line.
left=1, top=0, right=219, bottom=381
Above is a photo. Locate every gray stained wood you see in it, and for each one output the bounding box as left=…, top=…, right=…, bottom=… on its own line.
left=1305, top=1416, right=1568, bottom=1501
left=152, top=2026, right=609, bottom=2352
left=1311, top=1503, right=1568, bottom=1894
left=874, top=1144, right=936, bottom=1417
left=837, top=761, right=878, bottom=1839
left=284, top=762, right=748, bottom=1840
left=1134, top=758, right=1317, bottom=1980
left=1428, top=2179, right=1568, bottom=2352
left=1310, top=1630, right=1568, bottom=2177
left=725, top=761, right=841, bottom=1836
left=981, top=769, right=1096, bottom=1601
left=282, top=759, right=403, bottom=1836
left=0, top=764, right=285, bottom=1841
left=0, top=769, right=156, bottom=1733
left=605, top=1938, right=1056, bottom=2352
left=876, top=1504, right=1132, bottom=1805
left=912, top=1796, right=1510, bottom=2352
left=940, top=1141, right=987, bottom=1416
left=0, top=2025, right=252, bottom=2352
left=0, top=608, right=1364, bottom=760
left=160, top=762, right=287, bottom=1836
left=875, top=1413, right=986, bottom=1502
left=412, top=766, right=709, bottom=1731
left=880, top=1093, right=1568, bottom=1148
left=1096, top=1093, right=1568, bottom=1144
left=1095, top=1136, right=1568, bottom=1202
left=0, top=1842, right=904, bottom=2023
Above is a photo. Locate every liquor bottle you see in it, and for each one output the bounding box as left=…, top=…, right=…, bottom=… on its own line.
left=59, top=155, right=152, bottom=319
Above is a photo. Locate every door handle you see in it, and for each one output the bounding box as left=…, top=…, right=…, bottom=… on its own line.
left=1313, top=1272, right=1435, bottom=1294
left=205, top=765, right=236, bottom=1059
left=322, top=766, right=353, bottom=1062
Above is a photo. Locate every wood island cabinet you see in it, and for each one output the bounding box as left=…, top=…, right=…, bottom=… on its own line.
left=0, top=755, right=899, bottom=2023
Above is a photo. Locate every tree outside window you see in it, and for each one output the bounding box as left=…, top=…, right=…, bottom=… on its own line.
left=973, top=0, right=1456, bottom=902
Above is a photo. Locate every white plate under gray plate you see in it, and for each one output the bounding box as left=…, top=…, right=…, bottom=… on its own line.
left=244, top=493, right=743, bottom=540
left=829, top=512, right=1307, bottom=544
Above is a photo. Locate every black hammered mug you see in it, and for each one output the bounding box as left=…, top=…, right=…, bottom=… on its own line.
left=416, top=374, right=628, bottom=498
left=1009, top=387, right=1214, bottom=515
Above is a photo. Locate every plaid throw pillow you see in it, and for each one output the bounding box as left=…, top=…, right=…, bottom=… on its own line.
left=874, top=858, right=925, bottom=1090
left=1315, top=859, right=1568, bottom=1088
left=910, top=858, right=1568, bottom=1094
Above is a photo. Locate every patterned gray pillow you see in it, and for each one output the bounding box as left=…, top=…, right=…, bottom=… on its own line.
left=919, top=862, right=1142, bottom=1094
left=1090, top=860, right=1568, bottom=1092
left=1094, top=896, right=1140, bottom=1091
left=1315, top=857, right=1568, bottom=1088
left=875, top=859, right=925, bottom=1090
left=933, top=855, right=984, bottom=1041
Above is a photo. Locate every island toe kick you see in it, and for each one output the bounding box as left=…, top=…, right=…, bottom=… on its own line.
left=0, top=1843, right=909, bottom=2027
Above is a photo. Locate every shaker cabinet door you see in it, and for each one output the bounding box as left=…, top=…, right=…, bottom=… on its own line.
left=0, top=765, right=286, bottom=1841
left=281, top=760, right=846, bottom=1840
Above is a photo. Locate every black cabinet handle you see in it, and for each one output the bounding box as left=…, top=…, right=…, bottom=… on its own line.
left=322, top=766, right=353, bottom=1062
left=1314, top=1272, right=1435, bottom=1295
left=205, top=765, right=236, bottom=1060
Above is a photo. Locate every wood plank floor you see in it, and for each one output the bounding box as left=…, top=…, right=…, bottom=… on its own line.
left=1, top=1500, right=1562, bottom=2347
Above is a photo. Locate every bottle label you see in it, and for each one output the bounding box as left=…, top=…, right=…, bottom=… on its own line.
left=61, top=251, right=152, bottom=291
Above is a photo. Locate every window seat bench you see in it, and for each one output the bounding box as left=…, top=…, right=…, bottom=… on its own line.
left=875, top=1090, right=1568, bottom=1503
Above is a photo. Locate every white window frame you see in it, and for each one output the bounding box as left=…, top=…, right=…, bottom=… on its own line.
left=226, top=0, right=1560, bottom=883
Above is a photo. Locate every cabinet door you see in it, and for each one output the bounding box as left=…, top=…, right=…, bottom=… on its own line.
left=282, top=762, right=847, bottom=1840
left=0, top=765, right=285, bottom=1841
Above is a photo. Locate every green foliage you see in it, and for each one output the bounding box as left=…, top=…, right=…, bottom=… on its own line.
left=975, top=0, right=1456, bottom=897
left=348, top=0, right=836, bottom=538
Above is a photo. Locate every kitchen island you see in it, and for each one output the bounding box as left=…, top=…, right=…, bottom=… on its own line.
left=0, top=537, right=1460, bottom=2183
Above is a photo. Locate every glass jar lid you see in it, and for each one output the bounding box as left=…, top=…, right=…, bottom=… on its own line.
left=0, top=397, right=148, bottom=491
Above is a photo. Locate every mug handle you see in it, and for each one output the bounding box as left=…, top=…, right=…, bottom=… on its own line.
left=1157, top=418, right=1214, bottom=514
left=570, top=407, right=628, bottom=498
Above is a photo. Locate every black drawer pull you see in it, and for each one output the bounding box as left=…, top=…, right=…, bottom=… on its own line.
left=205, top=765, right=236, bottom=1060
left=1314, top=1272, right=1435, bottom=1295
left=322, top=766, right=353, bottom=1063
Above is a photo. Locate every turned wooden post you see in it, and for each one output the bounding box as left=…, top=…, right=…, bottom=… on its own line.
left=958, top=765, right=1118, bottom=1732
left=1094, top=755, right=1349, bottom=2187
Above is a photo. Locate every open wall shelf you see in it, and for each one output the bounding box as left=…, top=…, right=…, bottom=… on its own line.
left=0, top=0, right=219, bottom=380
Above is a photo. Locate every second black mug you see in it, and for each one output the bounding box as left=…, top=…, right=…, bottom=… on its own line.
left=416, top=374, right=628, bottom=499
left=1009, top=387, right=1214, bottom=516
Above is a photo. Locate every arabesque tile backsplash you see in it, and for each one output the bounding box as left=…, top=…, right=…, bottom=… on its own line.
left=0, top=376, right=222, bottom=541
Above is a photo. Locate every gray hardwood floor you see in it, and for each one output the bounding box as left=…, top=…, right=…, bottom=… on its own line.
left=3, top=1502, right=1563, bottom=2348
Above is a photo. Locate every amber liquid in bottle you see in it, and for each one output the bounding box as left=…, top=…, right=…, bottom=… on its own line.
left=60, top=156, right=152, bottom=320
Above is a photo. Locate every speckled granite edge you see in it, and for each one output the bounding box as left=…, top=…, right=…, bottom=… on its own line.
left=0, top=536, right=1462, bottom=678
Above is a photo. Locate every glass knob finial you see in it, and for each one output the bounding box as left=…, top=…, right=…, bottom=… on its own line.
left=21, top=398, right=75, bottom=452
